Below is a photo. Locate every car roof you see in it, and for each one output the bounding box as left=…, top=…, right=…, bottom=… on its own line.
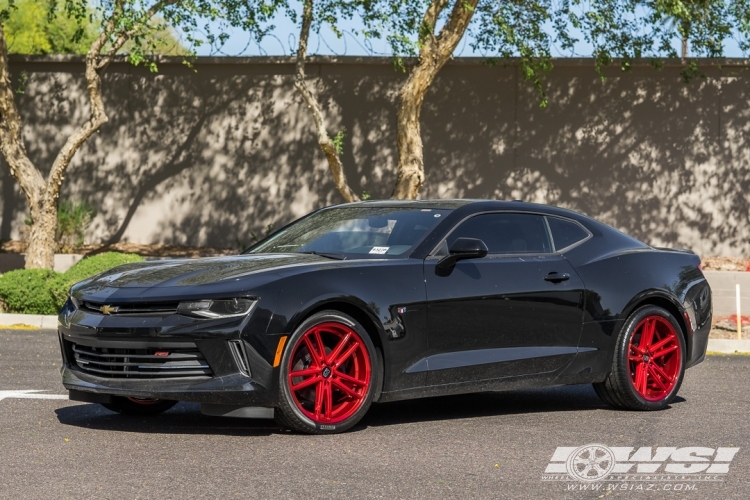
left=340, top=199, right=589, bottom=219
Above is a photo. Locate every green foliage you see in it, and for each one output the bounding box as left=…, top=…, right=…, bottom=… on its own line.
left=0, top=0, right=189, bottom=56
left=0, top=269, right=61, bottom=314
left=14, top=70, right=28, bottom=94
left=360, top=191, right=371, bottom=200
left=63, top=252, right=144, bottom=285
left=332, top=128, right=346, bottom=155
left=56, top=200, right=96, bottom=252
left=0, top=252, right=145, bottom=314
left=0, top=0, right=98, bottom=54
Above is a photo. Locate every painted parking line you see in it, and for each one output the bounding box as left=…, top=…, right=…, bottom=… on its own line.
left=0, top=390, right=68, bottom=401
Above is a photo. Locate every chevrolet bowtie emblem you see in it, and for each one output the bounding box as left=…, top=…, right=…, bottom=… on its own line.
left=99, top=305, right=119, bottom=315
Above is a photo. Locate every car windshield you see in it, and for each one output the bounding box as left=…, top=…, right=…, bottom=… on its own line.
left=246, top=206, right=451, bottom=258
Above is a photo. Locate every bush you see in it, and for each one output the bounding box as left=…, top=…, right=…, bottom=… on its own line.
left=56, top=200, right=96, bottom=252
left=0, top=252, right=146, bottom=315
left=64, top=252, right=144, bottom=284
left=0, top=269, right=61, bottom=314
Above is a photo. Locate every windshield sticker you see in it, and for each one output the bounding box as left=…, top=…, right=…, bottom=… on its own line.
left=369, top=246, right=390, bottom=254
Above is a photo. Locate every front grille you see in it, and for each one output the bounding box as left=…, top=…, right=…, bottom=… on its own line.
left=72, top=343, right=212, bottom=378
left=81, top=301, right=179, bottom=315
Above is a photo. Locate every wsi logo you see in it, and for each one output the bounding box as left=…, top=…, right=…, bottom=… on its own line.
left=542, top=444, right=739, bottom=482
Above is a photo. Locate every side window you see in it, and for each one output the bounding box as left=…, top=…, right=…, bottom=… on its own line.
left=546, top=216, right=589, bottom=251
left=447, top=213, right=552, bottom=254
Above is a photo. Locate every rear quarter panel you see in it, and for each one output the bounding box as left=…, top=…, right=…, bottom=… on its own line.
left=563, top=225, right=710, bottom=378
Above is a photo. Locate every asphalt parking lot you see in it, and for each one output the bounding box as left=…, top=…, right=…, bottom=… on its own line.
left=1, top=329, right=749, bottom=499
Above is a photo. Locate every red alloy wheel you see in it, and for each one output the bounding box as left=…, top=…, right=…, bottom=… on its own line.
left=287, top=322, right=372, bottom=424
left=628, top=315, right=682, bottom=402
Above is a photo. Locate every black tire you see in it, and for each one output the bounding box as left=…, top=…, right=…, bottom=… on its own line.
left=102, top=396, right=178, bottom=416
left=276, top=310, right=378, bottom=434
left=593, top=305, right=686, bottom=411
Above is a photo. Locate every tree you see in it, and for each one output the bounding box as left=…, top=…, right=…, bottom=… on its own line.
left=0, top=0, right=264, bottom=269
left=380, top=0, right=744, bottom=199
left=292, top=0, right=360, bottom=202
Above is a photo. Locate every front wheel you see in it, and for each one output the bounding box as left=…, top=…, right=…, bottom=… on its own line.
left=594, top=305, right=685, bottom=410
left=102, top=396, right=178, bottom=416
left=276, top=311, right=378, bottom=434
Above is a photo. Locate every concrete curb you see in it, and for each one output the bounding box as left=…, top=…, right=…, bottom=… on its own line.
left=0, top=313, right=58, bottom=330
left=706, top=339, right=750, bottom=354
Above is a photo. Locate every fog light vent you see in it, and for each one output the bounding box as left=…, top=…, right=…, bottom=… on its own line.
left=228, top=340, right=251, bottom=377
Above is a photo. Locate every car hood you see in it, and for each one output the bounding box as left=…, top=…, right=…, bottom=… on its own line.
left=79, top=254, right=334, bottom=289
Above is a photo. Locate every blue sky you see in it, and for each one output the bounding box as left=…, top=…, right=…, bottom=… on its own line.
left=192, top=5, right=746, bottom=59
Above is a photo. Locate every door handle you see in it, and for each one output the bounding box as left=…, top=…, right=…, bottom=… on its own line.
left=544, top=272, right=570, bottom=283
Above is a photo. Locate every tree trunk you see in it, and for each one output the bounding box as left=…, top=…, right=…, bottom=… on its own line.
left=681, top=36, right=688, bottom=59
left=391, top=0, right=479, bottom=199
left=293, top=0, right=359, bottom=203
left=0, top=4, right=166, bottom=269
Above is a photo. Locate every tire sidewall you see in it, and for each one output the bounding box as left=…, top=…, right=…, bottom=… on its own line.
left=278, top=310, right=378, bottom=434
left=615, top=305, right=686, bottom=410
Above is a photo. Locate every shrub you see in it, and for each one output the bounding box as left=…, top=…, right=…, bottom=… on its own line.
left=0, top=252, right=146, bottom=315
left=50, top=252, right=146, bottom=306
left=0, top=269, right=61, bottom=315
left=64, top=252, right=144, bottom=284
left=56, top=200, right=96, bottom=252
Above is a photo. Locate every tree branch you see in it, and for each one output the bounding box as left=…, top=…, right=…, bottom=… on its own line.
left=293, top=0, right=359, bottom=203
left=0, top=23, right=46, bottom=211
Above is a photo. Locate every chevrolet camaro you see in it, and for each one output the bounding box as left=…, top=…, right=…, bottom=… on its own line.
left=58, top=200, right=712, bottom=434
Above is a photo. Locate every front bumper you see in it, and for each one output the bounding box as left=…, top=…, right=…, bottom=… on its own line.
left=58, top=302, right=281, bottom=406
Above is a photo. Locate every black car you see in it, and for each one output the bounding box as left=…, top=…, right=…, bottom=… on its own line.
left=58, top=200, right=712, bottom=434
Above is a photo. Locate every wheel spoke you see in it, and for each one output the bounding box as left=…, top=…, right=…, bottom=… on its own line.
left=313, top=330, right=327, bottom=364
left=290, top=367, right=320, bottom=378
left=634, top=362, right=648, bottom=394
left=291, top=375, right=320, bottom=392
left=652, top=344, right=678, bottom=359
left=323, top=381, right=333, bottom=419
left=334, top=370, right=366, bottom=387
left=328, top=332, right=352, bottom=366
left=640, top=318, right=656, bottom=350
left=650, top=362, right=675, bottom=383
left=649, top=335, right=674, bottom=353
left=648, top=365, right=668, bottom=391
left=332, top=378, right=361, bottom=399
left=334, top=342, right=359, bottom=366
left=314, top=380, right=325, bottom=418
left=303, top=336, right=323, bottom=366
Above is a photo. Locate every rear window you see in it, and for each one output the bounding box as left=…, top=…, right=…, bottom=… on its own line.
left=546, top=217, right=589, bottom=251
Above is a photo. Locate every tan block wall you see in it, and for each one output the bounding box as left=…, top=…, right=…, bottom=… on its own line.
left=1, top=56, right=748, bottom=256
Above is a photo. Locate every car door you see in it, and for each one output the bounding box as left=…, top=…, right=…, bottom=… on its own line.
left=422, top=212, right=586, bottom=385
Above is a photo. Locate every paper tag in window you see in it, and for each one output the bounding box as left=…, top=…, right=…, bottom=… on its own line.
left=369, top=246, right=389, bottom=254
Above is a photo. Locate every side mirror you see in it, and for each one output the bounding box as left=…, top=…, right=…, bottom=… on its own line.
left=436, top=237, right=488, bottom=274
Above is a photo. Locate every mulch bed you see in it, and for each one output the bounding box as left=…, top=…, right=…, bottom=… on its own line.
left=702, top=257, right=750, bottom=272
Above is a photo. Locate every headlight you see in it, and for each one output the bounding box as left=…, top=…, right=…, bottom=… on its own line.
left=177, top=298, right=256, bottom=318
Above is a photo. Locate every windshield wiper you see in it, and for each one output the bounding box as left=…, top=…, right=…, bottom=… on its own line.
left=298, top=251, right=347, bottom=260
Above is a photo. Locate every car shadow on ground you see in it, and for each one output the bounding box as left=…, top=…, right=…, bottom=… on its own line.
left=55, top=384, right=687, bottom=436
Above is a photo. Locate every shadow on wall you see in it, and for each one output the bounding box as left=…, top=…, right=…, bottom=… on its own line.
left=0, top=57, right=748, bottom=257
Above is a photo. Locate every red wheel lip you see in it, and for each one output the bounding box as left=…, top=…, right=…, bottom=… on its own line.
left=628, top=315, right=682, bottom=402
left=126, top=397, right=164, bottom=406
left=287, top=321, right=372, bottom=425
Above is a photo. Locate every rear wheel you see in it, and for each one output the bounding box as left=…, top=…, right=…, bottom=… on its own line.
left=276, top=311, right=377, bottom=434
left=593, top=305, right=685, bottom=410
left=102, top=396, right=178, bottom=416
